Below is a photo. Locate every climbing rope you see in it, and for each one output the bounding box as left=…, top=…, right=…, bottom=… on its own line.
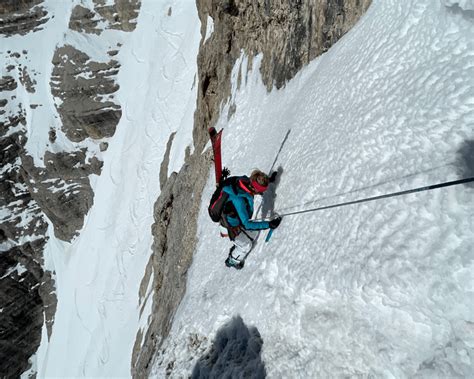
left=263, top=176, right=474, bottom=219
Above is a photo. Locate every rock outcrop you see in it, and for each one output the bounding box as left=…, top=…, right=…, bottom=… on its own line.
left=0, top=80, right=56, bottom=378
left=0, top=0, right=49, bottom=37
left=93, top=0, right=141, bottom=32
left=0, top=240, right=56, bottom=378
left=132, top=149, right=212, bottom=377
left=0, top=102, right=46, bottom=244
left=21, top=150, right=103, bottom=241
left=69, top=0, right=141, bottom=34
left=51, top=45, right=122, bottom=143
left=69, top=5, right=102, bottom=35
left=133, top=0, right=371, bottom=377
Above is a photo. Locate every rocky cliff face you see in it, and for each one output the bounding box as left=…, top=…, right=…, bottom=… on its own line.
left=0, top=1, right=140, bottom=377
left=0, top=71, right=55, bottom=378
left=0, top=0, right=49, bottom=37
left=133, top=0, right=371, bottom=376
left=69, top=0, right=140, bottom=34
left=50, top=45, right=122, bottom=143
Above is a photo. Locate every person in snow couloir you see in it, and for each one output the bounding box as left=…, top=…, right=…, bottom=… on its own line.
left=217, top=169, right=281, bottom=269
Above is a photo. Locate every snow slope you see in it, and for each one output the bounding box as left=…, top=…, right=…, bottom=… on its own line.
left=152, top=0, right=474, bottom=377
left=26, top=0, right=201, bottom=377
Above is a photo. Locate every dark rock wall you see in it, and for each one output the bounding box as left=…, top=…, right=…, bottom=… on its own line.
left=69, top=0, right=140, bottom=34
left=0, top=77, right=56, bottom=379
left=0, top=0, right=49, bottom=37
left=0, top=240, right=54, bottom=378
left=132, top=150, right=212, bottom=378
left=93, top=0, right=141, bottom=32
left=133, top=0, right=371, bottom=377
left=50, top=45, right=122, bottom=143
left=20, top=151, right=103, bottom=242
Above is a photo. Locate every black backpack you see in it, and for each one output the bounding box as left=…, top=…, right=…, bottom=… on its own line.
left=208, top=176, right=239, bottom=222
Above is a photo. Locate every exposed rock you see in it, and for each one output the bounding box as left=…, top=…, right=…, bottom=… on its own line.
left=69, top=0, right=141, bottom=35
left=21, top=150, right=103, bottom=241
left=48, top=128, right=56, bottom=143
left=132, top=150, right=212, bottom=377
left=69, top=5, right=101, bottom=35
left=99, top=141, right=109, bottom=151
left=93, top=0, right=141, bottom=32
left=0, top=241, right=46, bottom=378
left=0, top=76, right=18, bottom=92
left=159, top=132, right=176, bottom=190
left=0, top=97, right=56, bottom=378
left=19, top=67, right=37, bottom=93
left=0, top=0, right=49, bottom=37
left=196, top=0, right=372, bottom=115
left=133, top=0, right=371, bottom=377
left=0, top=135, right=47, bottom=242
left=50, top=45, right=122, bottom=142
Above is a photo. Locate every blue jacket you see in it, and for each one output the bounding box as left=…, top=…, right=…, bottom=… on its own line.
left=222, top=176, right=270, bottom=230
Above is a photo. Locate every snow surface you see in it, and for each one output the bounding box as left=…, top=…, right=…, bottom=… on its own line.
left=204, top=15, right=214, bottom=43
left=151, top=0, right=474, bottom=377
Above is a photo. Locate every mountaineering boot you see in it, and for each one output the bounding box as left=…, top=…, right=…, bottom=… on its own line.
left=225, top=256, right=237, bottom=268
left=225, top=246, right=243, bottom=269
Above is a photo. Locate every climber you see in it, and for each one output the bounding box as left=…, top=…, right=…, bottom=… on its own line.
left=213, top=169, right=282, bottom=269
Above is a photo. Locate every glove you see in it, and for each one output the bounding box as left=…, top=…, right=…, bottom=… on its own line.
left=269, top=171, right=278, bottom=183
left=222, top=167, right=231, bottom=180
left=269, top=216, right=282, bottom=229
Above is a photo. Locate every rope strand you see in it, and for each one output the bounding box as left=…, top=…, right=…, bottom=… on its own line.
left=263, top=177, right=474, bottom=219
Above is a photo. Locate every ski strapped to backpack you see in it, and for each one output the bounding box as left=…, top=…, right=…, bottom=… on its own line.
left=209, top=127, right=223, bottom=185
left=208, top=127, right=232, bottom=222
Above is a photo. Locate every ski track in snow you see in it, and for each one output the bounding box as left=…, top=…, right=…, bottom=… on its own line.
left=153, top=0, right=474, bottom=377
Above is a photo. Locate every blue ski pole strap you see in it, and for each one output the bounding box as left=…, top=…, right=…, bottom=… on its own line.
left=265, top=229, right=274, bottom=243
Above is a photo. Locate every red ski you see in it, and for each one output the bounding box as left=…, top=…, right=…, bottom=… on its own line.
left=208, top=127, right=223, bottom=185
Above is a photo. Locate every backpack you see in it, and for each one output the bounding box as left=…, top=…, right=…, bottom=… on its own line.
left=208, top=176, right=240, bottom=222
left=208, top=186, right=229, bottom=222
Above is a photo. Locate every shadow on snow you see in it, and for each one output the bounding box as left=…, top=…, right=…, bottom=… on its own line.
left=191, top=316, right=266, bottom=379
left=456, top=139, right=474, bottom=188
